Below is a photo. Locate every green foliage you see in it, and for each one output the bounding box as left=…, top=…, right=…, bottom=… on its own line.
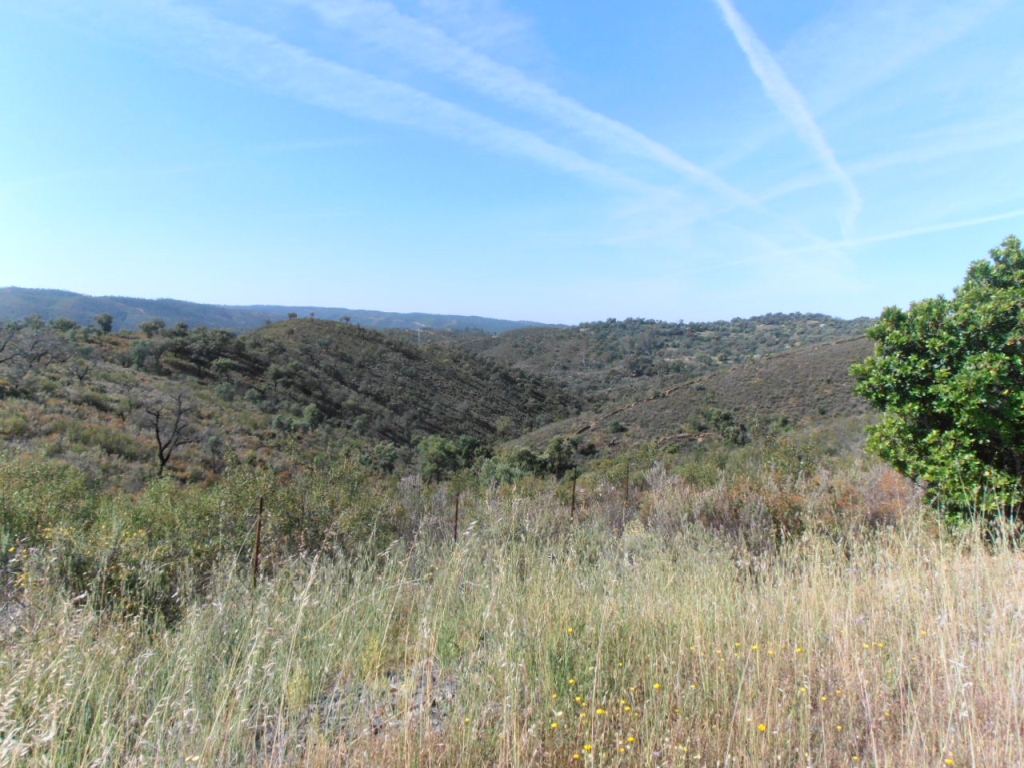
left=698, top=408, right=750, bottom=446
left=360, top=441, right=399, bottom=474
left=130, top=339, right=170, bottom=371
left=480, top=436, right=580, bottom=485
left=49, top=316, right=79, bottom=332
left=56, top=419, right=150, bottom=461
left=853, top=236, right=1024, bottom=518
left=543, top=436, right=577, bottom=476
left=454, top=312, right=873, bottom=399
left=0, top=451, right=97, bottom=541
left=418, top=434, right=489, bottom=482
left=139, top=318, right=166, bottom=338
left=94, top=313, right=114, bottom=333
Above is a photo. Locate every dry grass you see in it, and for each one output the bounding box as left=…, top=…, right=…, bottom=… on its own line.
left=2, top=466, right=1022, bottom=767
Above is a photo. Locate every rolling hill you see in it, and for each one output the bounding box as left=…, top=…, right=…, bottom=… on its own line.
left=0, top=298, right=880, bottom=482
left=508, top=335, right=876, bottom=453
left=0, top=316, right=582, bottom=483
left=443, top=313, right=874, bottom=401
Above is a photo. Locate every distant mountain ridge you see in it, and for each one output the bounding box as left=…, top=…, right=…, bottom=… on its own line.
left=0, top=287, right=548, bottom=334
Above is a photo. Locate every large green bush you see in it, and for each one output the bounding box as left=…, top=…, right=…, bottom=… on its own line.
left=853, top=236, right=1024, bottom=518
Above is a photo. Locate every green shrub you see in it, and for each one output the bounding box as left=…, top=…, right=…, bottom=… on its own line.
left=57, top=420, right=149, bottom=462
left=853, top=236, right=1024, bottom=519
left=0, top=451, right=96, bottom=541
left=0, top=414, right=30, bottom=438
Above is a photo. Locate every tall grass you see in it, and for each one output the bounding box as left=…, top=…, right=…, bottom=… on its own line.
left=2, top=458, right=1022, bottom=766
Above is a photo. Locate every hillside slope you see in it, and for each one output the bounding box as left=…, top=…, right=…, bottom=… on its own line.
left=511, top=335, right=875, bottom=453
left=447, top=313, right=874, bottom=400
left=237, top=320, right=581, bottom=443
left=0, top=317, right=581, bottom=483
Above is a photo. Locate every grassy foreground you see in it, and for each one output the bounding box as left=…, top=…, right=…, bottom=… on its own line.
left=2, top=448, right=1022, bottom=767
left=0, top=423, right=1019, bottom=765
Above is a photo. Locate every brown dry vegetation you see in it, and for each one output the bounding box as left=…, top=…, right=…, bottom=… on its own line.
left=2, top=451, right=1023, bottom=767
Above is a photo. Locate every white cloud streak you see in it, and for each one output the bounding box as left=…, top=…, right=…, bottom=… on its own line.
left=68, top=0, right=687, bottom=198
left=689, top=207, right=1024, bottom=296
left=782, top=0, right=1011, bottom=114
left=773, top=208, right=1024, bottom=258
left=710, top=0, right=861, bottom=233
left=284, top=0, right=752, bottom=205
left=713, top=1, right=1012, bottom=180
left=757, top=109, right=1024, bottom=205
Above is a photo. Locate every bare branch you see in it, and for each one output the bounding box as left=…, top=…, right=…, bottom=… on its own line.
left=144, top=392, right=199, bottom=475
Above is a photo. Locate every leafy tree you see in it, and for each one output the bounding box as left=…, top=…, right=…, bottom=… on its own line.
left=361, top=441, right=399, bottom=474
left=94, top=313, right=114, bottom=333
left=50, top=317, right=78, bottom=333
left=139, top=318, right=167, bottom=338
left=852, top=236, right=1024, bottom=518
left=418, top=434, right=489, bottom=482
left=299, top=403, right=323, bottom=430
left=705, top=408, right=749, bottom=446
left=168, top=327, right=239, bottom=371
left=479, top=438, right=579, bottom=486
left=0, top=322, right=72, bottom=388
left=130, top=339, right=171, bottom=371
left=543, top=436, right=577, bottom=477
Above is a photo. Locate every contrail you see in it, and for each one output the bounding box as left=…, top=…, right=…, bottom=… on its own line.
left=774, top=207, right=1024, bottom=257
left=826, top=208, right=1024, bottom=249
left=711, top=0, right=861, bottom=233
left=285, top=0, right=753, bottom=206
left=698, top=206, right=1024, bottom=279
left=60, top=0, right=687, bottom=199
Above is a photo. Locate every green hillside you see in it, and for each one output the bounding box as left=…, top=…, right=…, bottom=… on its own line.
left=0, top=316, right=581, bottom=483
left=0, top=304, right=882, bottom=490
left=508, top=335, right=875, bottom=454
left=445, top=313, right=874, bottom=400
left=240, top=319, right=582, bottom=443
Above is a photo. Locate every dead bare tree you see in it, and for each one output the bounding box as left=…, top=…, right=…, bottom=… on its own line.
left=144, top=393, right=199, bottom=476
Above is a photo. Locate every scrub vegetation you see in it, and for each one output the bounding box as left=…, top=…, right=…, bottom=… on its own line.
left=2, top=245, right=1023, bottom=766
left=4, top=433, right=1022, bottom=767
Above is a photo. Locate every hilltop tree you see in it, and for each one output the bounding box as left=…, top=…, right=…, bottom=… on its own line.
left=94, top=313, right=114, bottom=333
left=49, top=317, right=78, bottom=332
left=139, top=318, right=166, bottom=338
left=852, top=236, right=1024, bottom=519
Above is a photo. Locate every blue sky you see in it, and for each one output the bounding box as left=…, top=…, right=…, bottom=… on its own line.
left=1, top=0, right=1022, bottom=324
